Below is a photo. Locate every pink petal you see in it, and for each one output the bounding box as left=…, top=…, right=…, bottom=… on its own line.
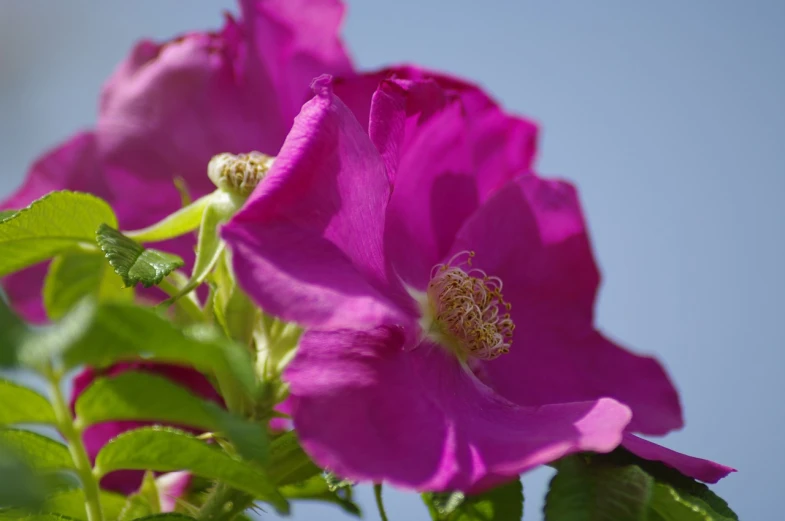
left=286, top=327, right=632, bottom=492
left=223, top=77, right=408, bottom=330
left=451, top=175, right=683, bottom=435
left=621, top=434, right=735, bottom=484
left=156, top=471, right=192, bottom=512
left=240, top=0, right=354, bottom=125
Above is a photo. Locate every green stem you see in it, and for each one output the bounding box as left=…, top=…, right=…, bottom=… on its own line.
left=47, top=368, right=104, bottom=521
left=374, top=483, right=390, bottom=521
left=197, top=484, right=254, bottom=521
left=157, top=275, right=204, bottom=322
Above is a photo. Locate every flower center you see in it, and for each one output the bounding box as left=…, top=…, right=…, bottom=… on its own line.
left=208, top=152, right=274, bottom=196
left=425, top=251, right=514, bottom=361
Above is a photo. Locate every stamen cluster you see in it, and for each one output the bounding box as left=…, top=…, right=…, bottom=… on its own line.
left=208, top=152, right=274, bottom=196
left=426, top=251, right=514, bottom=360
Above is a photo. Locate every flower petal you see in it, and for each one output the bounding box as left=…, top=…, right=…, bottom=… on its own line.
left=224, top=77, right=407, bottom=329
left=240, top=0, right=354, bottom=124
left=363, top=73, right=538, bottom=289
left=451, top=175, right=683, bottom=435
left=621, top=434, right=735, bottom=484
left=155, top=471, right=192, bottom=512
left=286, top=327, right=631, bottom=492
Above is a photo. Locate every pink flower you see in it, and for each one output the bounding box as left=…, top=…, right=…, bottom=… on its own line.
left=0, top=0, right=353, bottom=323
left=222, top=76, right=635, bottom=492
left=69, top=362, right=222, bottom=494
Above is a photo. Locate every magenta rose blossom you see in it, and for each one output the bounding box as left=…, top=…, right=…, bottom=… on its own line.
left=222, top=76, right=634, bottom=492
left=0, top=0, right=353, bottom=323
left=70, top=362, right=222, bottom=494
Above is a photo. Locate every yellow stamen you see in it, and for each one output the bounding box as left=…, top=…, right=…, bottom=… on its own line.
left=425, top=251, right=514, bottom=361
left=208, top=151, right=274, bottom=197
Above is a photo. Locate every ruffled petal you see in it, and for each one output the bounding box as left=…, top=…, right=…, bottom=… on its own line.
left=286, top=327, right=632, bottom=492
left=240, top=0, right=354, bottom=124
left=224, top=77, right=407, bottom=329
left=451, top=175, right=683, bottom=435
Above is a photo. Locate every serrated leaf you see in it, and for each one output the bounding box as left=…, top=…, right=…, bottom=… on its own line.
left=0, top=429, right=73, bottom=472
left=427, top=479, right=523, bottom=521
left=0, top=380, right=56, bottom=426
left=43, top=252, right=132, bottom=320
left=281, top=475, right=361, bottom=517
left=116, top=494, right=154, bottom=521
left=94, top=427, right=287, bottom=514
left=0, top=210, right=17, bottom=222
left=545, top=456, right=651, bottom=521
left=0, top=191, right=116, bottom=277
left=15, top=300, right=255, bottom=397
left=96, top=224, right=184, bottom=288
left=268, top=431, right=321, bottom=486
left=75, top=371, right=267, bottom=464
left=603, top=448, right=738, bottom=521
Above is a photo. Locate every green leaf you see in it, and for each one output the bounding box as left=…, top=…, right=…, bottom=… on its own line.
left=125, top=194, right=211, bottom=244
left=129, top=512, right=195, bottom=521
left=268, top=431, right=321, bottom=486
left=0, top=442, right=46, bottom=509
left=94, top=427, right=287, bottom=514
left=0, top=429, right=73, bottom=472
left=281, top=475, right=361, bottom=517
left=43, top=252, right=133, bottom=320
left=0, top=380, right=56, bottom=426
left=0, top=191, right=117, bottom=277
left=96, top=224, right=184, bottom=288
left=0, top=210, right=17, bottom=222
left=27, top=488, right=128, bottom=521
left=116, top=495, right=154, bottom=521
left=15, top=300, right=255, bottom=397
left=0, top=298, right=27, bottom=367
left=0, top=515, right=81, bottom=521
left=545, top=456, right=652, bottom=521
left=75, top=371, right=267, bottom=464
left=648, top=483, right=718, bottom=521
left=426, top=479, right=523, bottom=521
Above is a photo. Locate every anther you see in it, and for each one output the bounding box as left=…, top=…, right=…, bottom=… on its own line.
left=208, top=152, right=274, bottom=197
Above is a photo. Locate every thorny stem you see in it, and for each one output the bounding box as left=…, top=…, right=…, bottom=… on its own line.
left=46, top=367, right=104, bottom=521
left=197, top=483, right=254, bottom=521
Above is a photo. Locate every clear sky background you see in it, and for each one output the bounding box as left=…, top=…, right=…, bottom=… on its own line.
left=1, top=1, right=783, bottom=519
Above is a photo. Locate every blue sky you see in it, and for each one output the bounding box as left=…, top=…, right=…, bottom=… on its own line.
left=1, top=1, right=782, bottom=519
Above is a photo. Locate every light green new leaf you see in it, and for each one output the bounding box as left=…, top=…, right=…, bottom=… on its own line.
left=96, top=225, right=184, bottom=288
left=0, top=429, right=73, bottom=472
left=94, top=427, right=287, bottom=514
left=544, top=456, right=652, bottom=521
left=0, top=191, right=116, bottom=277
left=16, top=300, right=255, bottom=397
left=0, top=380, right=56, bottom=426
left=43, top=253, right=133, bottom=320
left=75, top=371, right=267, bottom=464
left=426, top=479, right=523, bottom=521
left=125, top=194, right=211, bottom=244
